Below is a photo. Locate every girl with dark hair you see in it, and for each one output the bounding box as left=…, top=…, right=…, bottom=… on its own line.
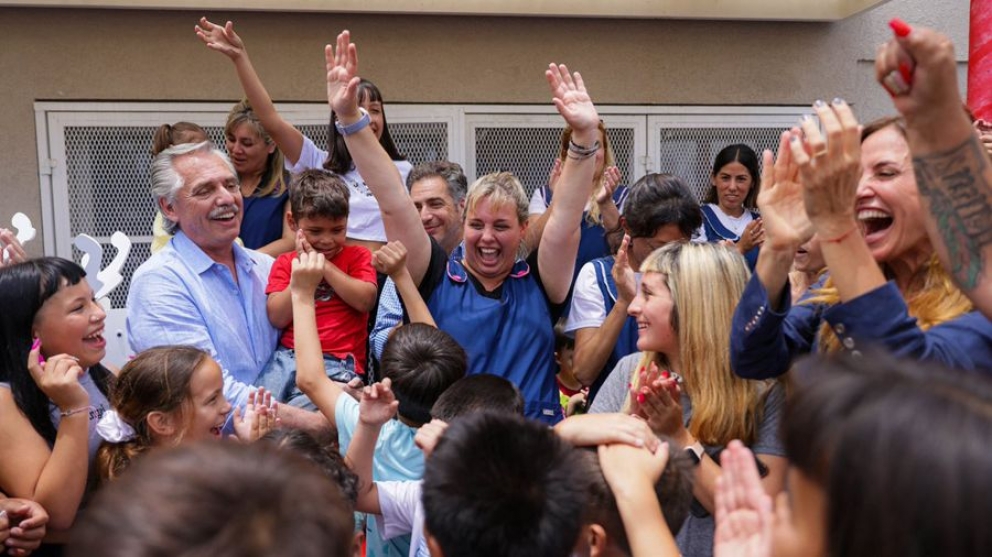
left=564, top=173, right=702, bottom=405
left=196, top=17, right=410, bottom=254
left=0, top=257, right=113, bottom=532
left=698, top=144, right=764, bottom=269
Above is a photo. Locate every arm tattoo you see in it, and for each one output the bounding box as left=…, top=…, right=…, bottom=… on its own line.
left=913, top=134, right=992, bottom=290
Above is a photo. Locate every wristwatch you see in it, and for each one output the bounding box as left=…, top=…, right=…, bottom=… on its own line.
left=334, top=107, right=370, bottom=136
left=685, top=441, right=704, bottom=466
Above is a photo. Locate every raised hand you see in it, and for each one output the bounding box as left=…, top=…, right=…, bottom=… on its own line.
left=789, top=100, right=863, bottom=240
left=194, top=17, right=247, bottom=60
left=714, top=440, right=774, bottom=557
left=26, top=340, right=88, bottom=413
left=875, top=21, right=961, bottom=126
left=595, top=166, right=622, bottom=205
left=325, top=30, right=361, bottom=119
left=358, top=378, right=399, bottom=428
left=414, top=418, right=449, bottom=457
left=0, top=228, right=27, bottom=267
left=554, top=413, right=660, bottom=452
left=548, top=158, right=563, bottom=190
left=758, top=129, right=814, bottom=251
left=371, top=241, right=408, bottom=278
left=546, top=63, right=599, bottom=134
left=612, top=234, right=637, bottom=303
left=290, top=249, right=326, bottom=296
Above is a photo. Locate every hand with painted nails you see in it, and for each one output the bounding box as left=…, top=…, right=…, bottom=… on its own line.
left=875, top=21, right=964, bottom=130
left=757, top=129, right=814, bottom=252
left=789, top=100, right=863, bottom=240
left=553, top=412, right=660, bottom=453
left=26, top=340, right=89, bottom=412
left=713, top=440, right=774, bottom=557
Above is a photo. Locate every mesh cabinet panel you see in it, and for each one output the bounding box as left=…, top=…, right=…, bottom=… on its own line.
left=654, top=127, right=785, bottom=203
left=296, top=122, right=449, bottom=166
left=474, top=126, right=636, bottom=197
left=61, top=120, right=449, bottom=309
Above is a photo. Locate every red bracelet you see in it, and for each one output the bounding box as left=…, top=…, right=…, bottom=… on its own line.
left=824, top=224, right=860, bottom=244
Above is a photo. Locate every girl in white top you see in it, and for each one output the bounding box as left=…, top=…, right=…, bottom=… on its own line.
left=196, top=17, right=411, bottom=253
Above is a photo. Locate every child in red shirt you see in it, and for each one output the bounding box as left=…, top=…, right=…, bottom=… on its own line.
left=256, top=169, right=377, bottom=408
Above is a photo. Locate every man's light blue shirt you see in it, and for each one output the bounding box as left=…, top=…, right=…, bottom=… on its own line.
left=370, top=278, right=402, bottom=361
left=126, top=231, right=279, bottom=410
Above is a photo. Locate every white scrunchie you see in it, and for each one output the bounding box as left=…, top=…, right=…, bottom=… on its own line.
left=96, top=410, right=137, bottom=443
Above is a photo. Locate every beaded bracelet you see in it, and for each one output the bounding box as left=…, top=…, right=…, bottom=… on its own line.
left=60, top=405, right=95, bottom=418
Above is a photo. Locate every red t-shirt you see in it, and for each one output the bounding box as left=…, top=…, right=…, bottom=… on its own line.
left=267, top=246, right=377, bottom=374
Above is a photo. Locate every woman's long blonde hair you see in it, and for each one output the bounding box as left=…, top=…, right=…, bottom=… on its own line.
left=558, top=121, right=615, bottom=226
left=623, top=242, right=774, bottom=446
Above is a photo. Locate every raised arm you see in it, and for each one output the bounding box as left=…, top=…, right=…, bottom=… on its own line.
left=539, top=64, right=601, bottom=304
left=291, top=250, right=346, bottom=425
left=195, top=17, right=306, bottom=165
left=325, top=31, right=431, bottom=283
left=753, top=129, right=814, bottom=310
left=344, top=378, right=398, bottom=515
left=373, top=241, right=436, bottom=326
left=0, top=349, right=90, bottom=531
left=791, top=100, right=886, bottom=302
left=598, top=442, right=681, bottom=557
left=569, top=237, right=635, bottom=386
left=878, top=21, right=992, bottom=318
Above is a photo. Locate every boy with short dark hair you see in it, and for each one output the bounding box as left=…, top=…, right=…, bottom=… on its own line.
left=430, top=374, right=524, bottom=421
left=290, top=250, right=466, bottom=557
left=259, top=168, right=378, bottom=406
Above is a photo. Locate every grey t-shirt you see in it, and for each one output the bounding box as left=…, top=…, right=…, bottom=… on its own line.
left=589, top=352, right=786, bottom=557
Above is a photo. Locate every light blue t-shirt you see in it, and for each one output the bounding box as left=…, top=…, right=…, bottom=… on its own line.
left=336, top=395, right=424, bottom=557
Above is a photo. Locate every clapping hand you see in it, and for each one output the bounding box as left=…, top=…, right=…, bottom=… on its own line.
left=758, top=129, right=814, bottom=252
left=233, top=387, right=279, bottom=442
left=714, top=440, right=775, bottom=557
left=789, top=100, right=862, bottom=241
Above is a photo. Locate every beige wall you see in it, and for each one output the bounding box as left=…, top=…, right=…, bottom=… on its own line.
left=0, top=1, right=968, bottom=253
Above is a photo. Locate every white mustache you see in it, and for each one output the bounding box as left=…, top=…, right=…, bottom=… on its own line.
left=209, top=205, right=240, bottom=219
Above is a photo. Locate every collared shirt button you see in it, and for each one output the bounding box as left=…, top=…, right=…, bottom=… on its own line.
left=834, top=324, right=846, bottom=335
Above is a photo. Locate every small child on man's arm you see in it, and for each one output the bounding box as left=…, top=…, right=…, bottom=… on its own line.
left=258, top=170, right=377, bottom=405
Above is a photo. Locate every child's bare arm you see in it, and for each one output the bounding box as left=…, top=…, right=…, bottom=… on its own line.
left=598, top=442, right=681, bottom=557
left=321, top=259, right=377, bottom=313
left=373, top=241, right=436, bottom=327
left=291, top=251, right=345, bottom=425
left=345, top=379, right=399, bottom=515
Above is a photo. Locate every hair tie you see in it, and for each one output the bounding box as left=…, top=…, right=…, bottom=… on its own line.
left=96, top=410, right=137, bottom=443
